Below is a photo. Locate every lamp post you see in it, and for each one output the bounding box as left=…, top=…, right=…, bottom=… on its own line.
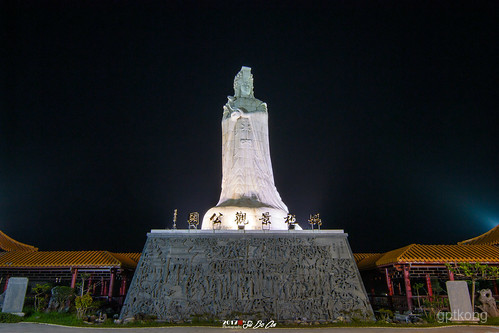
left=172, top=209, right=178, bottom=230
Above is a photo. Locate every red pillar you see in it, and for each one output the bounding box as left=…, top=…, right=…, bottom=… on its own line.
left=87, top=275, right=92, bottom=295
left=70, top=269, right=78, bottom=289
left=426, top=274, right=433, bottom=301
left=3, top=276, right=9, bottom=292
left=385, top=268, right=394, bottom=296
left=108, top=271, right=115, bottom=299
left=493, top=281, right=499, bottom=295
left=101, top=277, right=106, bottom=296
left=403, top=265, right=413, bottom=311
left=120, top=278, right=127, bottom=296
left=448, top=270, right=455, bottom=281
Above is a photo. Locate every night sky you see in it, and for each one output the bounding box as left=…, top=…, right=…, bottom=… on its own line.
left=1, top=1, right=498, bottom=253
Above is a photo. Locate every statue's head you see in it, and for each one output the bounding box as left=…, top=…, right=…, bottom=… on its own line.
left=233, top=66, right=254, bottom=98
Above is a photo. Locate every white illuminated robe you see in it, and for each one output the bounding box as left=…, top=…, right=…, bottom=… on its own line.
left=217, top=97, right=288, bottom=212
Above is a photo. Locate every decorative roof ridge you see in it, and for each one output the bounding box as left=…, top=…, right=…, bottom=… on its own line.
left=458, top=225, right=499, bottom=245
left=30, top=250, right=104, bottom=254
left=353, top=253, right=380, bottom=264
left=0, top=230, right=38, bottom=252
left=101, top=251, right=122, bottom=266
left=113, top=252, right=141, bottom=260
left=393, top=243, right=416, bottom=262
left=107, top=252, right=140, bottom=269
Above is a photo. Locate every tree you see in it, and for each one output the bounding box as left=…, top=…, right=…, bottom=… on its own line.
left=412, top=282, right=425, bottom=309
left=446, top=263, right=499, bottom=311
left=75, top=273, right=92, bottom=297
left=48, top=286, right=74, bottom=312
left=32, top=283, right=51, bottom=312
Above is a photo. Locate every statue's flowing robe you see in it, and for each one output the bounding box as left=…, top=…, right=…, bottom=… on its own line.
left=217, top=97, right=288, bottom=212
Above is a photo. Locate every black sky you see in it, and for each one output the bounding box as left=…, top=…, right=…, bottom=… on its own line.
left=1, top=1, right=498, bottom=253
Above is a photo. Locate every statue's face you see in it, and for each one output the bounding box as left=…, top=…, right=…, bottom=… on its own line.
left=240, top=82, right=251, bottom=97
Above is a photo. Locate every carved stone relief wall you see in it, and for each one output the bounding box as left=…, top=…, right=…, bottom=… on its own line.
left=120, top=232, right=373, bottom=321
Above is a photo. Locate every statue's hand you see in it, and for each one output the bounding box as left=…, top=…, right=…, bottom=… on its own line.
left=231, top=110, right=242, bottom=120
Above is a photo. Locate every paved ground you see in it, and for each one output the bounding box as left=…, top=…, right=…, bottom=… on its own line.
left=1, top=323, right=499, bottom=333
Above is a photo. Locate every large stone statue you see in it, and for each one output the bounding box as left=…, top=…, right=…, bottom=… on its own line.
left=120, top=67, right=374, bottom=323
left=202, top=67, right=300, bottom=230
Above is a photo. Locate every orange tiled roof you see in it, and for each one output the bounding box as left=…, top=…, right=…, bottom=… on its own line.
left=459, top=225, right=499, bottom=246
left=353, top=253, right=379, bottom=264
left=357, top=244, right=499, bottom=270
left=110, top=252, right=141, bottom=267
left=356, top=252, right=385, bottom=270
left=115, top=252, right=141, bottom=263
left=0, top=251, right=138, bottom=269
left=0, top=230, right=38, bottom=252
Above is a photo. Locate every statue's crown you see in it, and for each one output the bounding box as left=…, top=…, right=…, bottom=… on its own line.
left=233, top=66, right=254, bottom=98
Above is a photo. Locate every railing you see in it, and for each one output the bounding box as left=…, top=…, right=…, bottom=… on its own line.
left=370, top=295, right=449, bottom=312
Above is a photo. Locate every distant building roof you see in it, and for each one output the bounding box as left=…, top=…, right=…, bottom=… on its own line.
left=353, top=253, right=379, bottom=264
left=357, top=244, right=499, bottom=270
left=115, top=252, right=141, bottom=263
left=0, top=250, right=141, bottom=270
left=459, top=225, right=499, bottom=246
left=0, top=230, right=38, bottom=252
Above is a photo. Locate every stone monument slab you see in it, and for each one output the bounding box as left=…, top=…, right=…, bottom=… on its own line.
left=446, top=281, right=478, bottom=322
left=1, top=277, right=28, bottom=315
left=120, top=230, right=374, bottom=322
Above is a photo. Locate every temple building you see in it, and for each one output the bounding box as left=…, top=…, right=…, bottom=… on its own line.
left=3, top=222, right=499, bottom=312
left=0, top=230, right=140, bottom=304
left=355, top=225, right=499, bottom=312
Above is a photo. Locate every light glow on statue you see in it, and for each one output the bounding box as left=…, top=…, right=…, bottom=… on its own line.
left=202, top=67, right=302, bottom=230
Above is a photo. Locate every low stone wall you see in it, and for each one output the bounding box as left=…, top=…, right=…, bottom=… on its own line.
left=120, top=230, right=373, bottom=322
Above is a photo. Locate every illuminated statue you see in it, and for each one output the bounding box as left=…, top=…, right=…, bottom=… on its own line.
left=202, top=66, right=301, bottom=230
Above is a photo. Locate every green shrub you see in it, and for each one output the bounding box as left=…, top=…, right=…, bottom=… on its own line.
left=48, top=286, right=74, bottom=312
left=0, top=313, right=23, bottom=323
left=75, top=293, right=93, bottom=319
left=33, top=283, right=52, bottom=312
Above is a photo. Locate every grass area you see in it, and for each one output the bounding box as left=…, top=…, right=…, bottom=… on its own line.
left=482, top=316, right=499, bottom=325
left=0, top=313, right=23, bottom=323
left=20, top=311, right=219, bottom=328
left=23, top=311, right=85, bottom=326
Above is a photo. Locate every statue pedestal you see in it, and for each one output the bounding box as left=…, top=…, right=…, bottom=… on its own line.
left=120, top=230, right=373, bottom=322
